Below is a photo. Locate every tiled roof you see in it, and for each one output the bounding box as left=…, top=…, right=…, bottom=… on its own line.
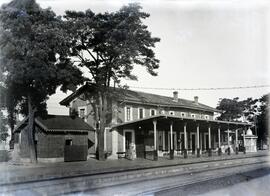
left=60, top=84, right=220, bottom=113
left=14, top=115, right=94, bottom=133
left=36, top=115, right=94, bottom=132
left=119, top=89, right=219, bottom=112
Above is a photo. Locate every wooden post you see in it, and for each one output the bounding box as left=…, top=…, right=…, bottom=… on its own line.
left=170, top=122, right=173, bottom=150
left=162, top=131, right=165, bottom=151
left=197, top=124, right=200, bottom=157
left=235, top=129, right=239, bottom=154
left=227, top=127, right=230, bottom=155
left=208, top=125, right=212, bottom=157
left=184, top=122, right=188, bottom=158
left=218, top=126, right=221, bottom=156
left=153, top=120, right=158, bottom=160
left=243, top=127, right=246, bottom=154
left=170, top=121, right=174, bottom=159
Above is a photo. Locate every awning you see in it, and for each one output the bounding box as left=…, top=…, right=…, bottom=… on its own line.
left=111, top=114, right=251, bottom=130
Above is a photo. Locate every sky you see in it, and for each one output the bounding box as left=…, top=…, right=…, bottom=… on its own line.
left=1, top=0, right=269, bottom=115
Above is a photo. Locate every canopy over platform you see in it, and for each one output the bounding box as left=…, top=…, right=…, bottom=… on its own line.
left=111, top=114, right=251, bottom=131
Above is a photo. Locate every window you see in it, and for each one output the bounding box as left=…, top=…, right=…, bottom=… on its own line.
left=150, top=109, right=156, bottom=116
left=78, top=106, right=87, bottom=122
left=169, top=111, right=175, bottom=115
left=138, top=108, right=145, bottom=119
left=191, top=113, right=196, bottom=118
left=65, top=139, right=72, bottom=146
left=181, top=112, right=186, bottom=117
left=125, top=106, right=133, bottom=122
left=79, top=108, right=85, bottom=118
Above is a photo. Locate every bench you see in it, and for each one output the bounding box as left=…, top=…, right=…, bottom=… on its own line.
left=116, top=151, right=126, bottom=159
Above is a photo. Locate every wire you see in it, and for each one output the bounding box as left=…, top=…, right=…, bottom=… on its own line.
left=128, top=85, right=270, bottom=91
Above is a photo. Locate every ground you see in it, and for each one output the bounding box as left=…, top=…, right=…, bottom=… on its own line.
left=0, top=151, right=269, bottom=195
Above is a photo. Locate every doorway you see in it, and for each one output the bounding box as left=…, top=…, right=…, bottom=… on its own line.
left=204, top=133, right=209, bottom=150
left=125, top=132, right=132, bottom=151
left=190, top=133, right=196, bottom=152
left=180, top=133, right=185, bottom=150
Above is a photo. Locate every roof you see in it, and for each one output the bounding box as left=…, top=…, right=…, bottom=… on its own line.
left=60, top=83, right=220, bottom=113
left=111, top=114, right=251, bottom=130
left=14, top=115, right=94, bottom=133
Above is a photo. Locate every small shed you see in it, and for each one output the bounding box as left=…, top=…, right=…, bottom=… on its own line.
left=14, top=115, right=95, bottom=162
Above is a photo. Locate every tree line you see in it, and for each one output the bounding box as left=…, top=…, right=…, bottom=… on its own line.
left=216, top=94, right=269, bottom=148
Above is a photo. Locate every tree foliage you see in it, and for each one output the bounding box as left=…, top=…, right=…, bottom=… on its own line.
left=216, top=97, right=258, bottom=121
left=64, top=3, right=160, bottom=160
left=0, top=0, right=84, bottom=162
left=216, top=94, right=269, bottom=146
left=64, top=3, right=160, bottom=85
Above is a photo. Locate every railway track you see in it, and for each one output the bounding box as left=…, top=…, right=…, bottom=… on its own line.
left=0, top=155, right=269, bottom=195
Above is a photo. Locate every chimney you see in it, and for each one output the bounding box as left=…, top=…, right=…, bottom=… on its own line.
left=194, top=96, right=199, bottom=104
left=173, top=91, right=178, bottom=102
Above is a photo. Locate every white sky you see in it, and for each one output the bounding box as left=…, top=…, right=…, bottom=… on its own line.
left=1, top=0, right=270, bottom=115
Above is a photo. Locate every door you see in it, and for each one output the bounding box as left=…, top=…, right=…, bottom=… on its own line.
left=205, top=133, right=209, bottom=150
left=180, top=133, right=185, bottom=150
left=191, top=134, right=196, bottom=151
left=125, top=132, right=132, bottom=151
left=135, top=132, right=145, bottom=158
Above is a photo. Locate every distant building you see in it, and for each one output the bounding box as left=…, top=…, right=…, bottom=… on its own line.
left=60, top=83, right=251, bottom=160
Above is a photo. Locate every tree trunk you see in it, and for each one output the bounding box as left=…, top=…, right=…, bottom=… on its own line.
left=28, top=95, right=37, bottom=163
left=97, top=91, right=106, bottom=161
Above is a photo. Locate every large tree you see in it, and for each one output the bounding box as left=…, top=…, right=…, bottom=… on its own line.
left=64, top=3, right=160, bottom=160
left=0, top=0, right=84, bottom=163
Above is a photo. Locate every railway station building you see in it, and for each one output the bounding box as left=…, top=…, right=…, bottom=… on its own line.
left=60, top=83, right=252, bottom=160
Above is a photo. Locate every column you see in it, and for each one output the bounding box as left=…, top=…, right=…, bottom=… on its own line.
left=235, top=129, right=238, bottom=154
left=227, top=127, right=230, bottom=155
left=95, top=130, right=98, bottom=151
left=104, top=128, right=107, bottom=152
left=208, top=125, right=212, bottom=157
left=110, top=129, right=118, bottom=159
left=153, top=120, right=158, bottom=160
left=196, top=124, right=200, bottom=157
left=184, top=122, right=188, bottom=158
left=170, top=121, right=174, bottom=159
left=162, top=131, right=165, bottom=151
left=170, top=122, right=173, bottom=150
left=243, top=128, right=246, bottom=154
left=218, top=126, right=221, bottom=156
